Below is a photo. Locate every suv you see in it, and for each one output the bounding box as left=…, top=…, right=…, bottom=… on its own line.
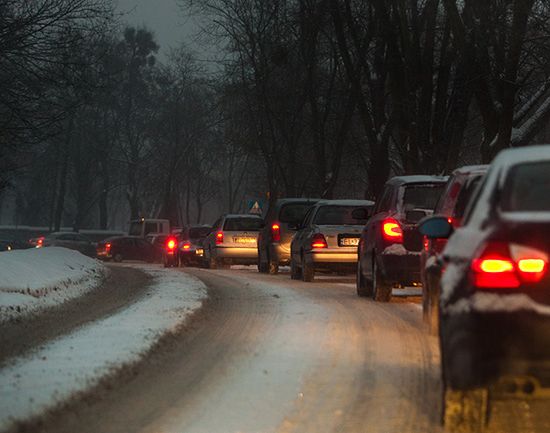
left=258, top=198, right=319, bottom=274
left=421, top=165, right=488, bottom=333
left=203, top=214, right=264, bottom=268
left=356, top=175, right=447, bottom=301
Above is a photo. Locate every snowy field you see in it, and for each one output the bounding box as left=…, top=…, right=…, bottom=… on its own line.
left=0, top=265, right=207, bottom=431
left=0, top=247, right=105, bottom=323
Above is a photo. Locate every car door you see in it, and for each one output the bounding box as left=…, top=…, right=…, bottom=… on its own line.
left=135, top=238, right=152, bottom=261
left=291, top=207, right=316, bottom=265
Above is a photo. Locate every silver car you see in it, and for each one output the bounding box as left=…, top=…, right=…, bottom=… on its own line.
left=203, top=214, right=264, bottom=268
left=290, top=200, right=374, bottom=282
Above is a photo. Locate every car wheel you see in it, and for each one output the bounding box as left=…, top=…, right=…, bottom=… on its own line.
left=207, top=249, right=217, bottom=269
left=258, top=250, right=268, bottom=273
left=114, top=253, right=123, bottom=263
left=268, top=257, right=279, bottom=275
left=372, top=258, right=391, bottom=302
left=443, top=387, right=489, bottom=433
left=290, top=258, right=302, bottom=280
left=302, top=254, right=315, bottom=282
left=426, top=276, right=440, bottom=335
left=356, top=259, right=372, bottom=297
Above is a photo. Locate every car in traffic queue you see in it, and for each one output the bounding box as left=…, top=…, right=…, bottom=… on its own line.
left=39, top=231, right=97, bottom=257
left=258, top=198, right=319, bottom=274
left=177, top=225, right=212, bottom=267
left=419, top=145, right=550, bottom=431
left=356, top=175, right=447, bottom=301
left=202, top=214, right=264, bottom=268
left=145, top=232, right=171, bottom=262
left=421, top=165, right=488, bottom=333
left=96, top=236, right=156, bottom=262
left=290, top=200, right=374, bottom=282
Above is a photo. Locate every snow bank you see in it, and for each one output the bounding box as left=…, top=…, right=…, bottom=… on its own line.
left=0, top=266, right=207, bottom=431
left=0, top=247, right=105, bottom=323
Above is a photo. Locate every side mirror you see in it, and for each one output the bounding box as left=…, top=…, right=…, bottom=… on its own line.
left=418, top=216, right=453, bottom=239
left=406, top=209, right=428, bottom=224
left=351, top=208, right=370, bottom=221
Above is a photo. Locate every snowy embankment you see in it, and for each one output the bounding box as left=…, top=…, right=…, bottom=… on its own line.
left=0, top=247, right=105, bottom=323
left=0, top=265, right=207, bottom=432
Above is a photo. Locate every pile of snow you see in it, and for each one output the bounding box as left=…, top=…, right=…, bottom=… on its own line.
left=0, top=247, right=105, bottom=323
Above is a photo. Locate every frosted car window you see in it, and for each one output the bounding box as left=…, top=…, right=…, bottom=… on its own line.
left=223, top=218, right=263, bottom=231
left=279, top=203, right=312, bottom=223
left=501, top=161, right=550, bottom=211
left=402, top=184, right=445, bottom=212
left=313, top=206, right=368, bottom=225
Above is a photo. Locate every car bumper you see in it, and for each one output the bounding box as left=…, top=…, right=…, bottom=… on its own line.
left=306, top=249, right=358, bottom=264
left=379, top=247, right=422, bottom=285
left=216, top=246, right=258, bottom=260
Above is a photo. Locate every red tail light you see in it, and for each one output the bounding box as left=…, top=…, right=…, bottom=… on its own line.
left=271, top=223, right=281, bottom=242
left=382, top=218, right=403, bottom=242
left=166, top=238, right=177, bottom=251
left=36, top=237, right=44, bottom=247
left=105, top=242, right=111, bottom=253
left=471, top=242, right=548, bottom=289
left=311, top=233, right=328, bottom=249
left=216, top=231, right=224, bottom=245
left=423, top=235, right=429, bottom=252
left=182, top=243, right=191, bottom=250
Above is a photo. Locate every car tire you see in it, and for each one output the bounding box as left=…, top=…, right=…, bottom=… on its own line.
left=258, top=251, right=268, bottom=273
left=268, top=258, right=279, bottom=275
left=290, top=258, right=302, bottom=280
left=356, top=260, right=372, bottom=297
left=207, top=250, right=217, bottom=269
left=442, top=387, right=489, bottom=433
left=113, top=253, right=123, bottom=263
left=302, top=255, right=315, bottom=282
left=372, top=258, right=392, bottom=302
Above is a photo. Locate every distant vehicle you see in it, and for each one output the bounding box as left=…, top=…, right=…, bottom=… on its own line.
left=290, top=200, right=374, bottom=282
left=40, top=232, right=96, bottom=257
left=202, top=214, right=264, bottom=268
left=162, top=235, right=179, bottom=268
left=421, top=165, right=488, bottom=333
left=177, top=225, right=212, bottom=267
left=356, top=175, right=447, bottom=301
left=0, top=239, right=31, bottom=251
left=258, top=198, right=319, bottom=274
left=29, top=236, right=45, bottom=248
left=96, top=236, right=155, bottom=262
left=128, top=218, right=170, bottom=238
left=420, top=145, right=550, bottom=431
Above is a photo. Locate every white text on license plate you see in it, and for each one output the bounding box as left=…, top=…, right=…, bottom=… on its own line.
left=234, top=237, right=256, bottom=244
left=341, top=237, right=359, bottom=246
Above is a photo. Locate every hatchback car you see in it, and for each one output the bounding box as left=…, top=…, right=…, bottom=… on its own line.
left=96, top=236, right=155, bottom=262
left=177, top=225, right=212, bottom=266
left=40, top=232, right=96, bottom=257
left=258, top=198, right=319, bottom=274
left=420, top=145, right=550, bottom=431
left=290, top=200, right=374, bottom=282
left=203, top=214, right=264, bottom=268
left=356, top=175, right=447, bottom=301
left=421, top=166, right=488, bottom=333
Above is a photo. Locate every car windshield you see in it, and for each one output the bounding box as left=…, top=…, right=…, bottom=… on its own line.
left=223, top=218, right=263, bottom=231
left=501, top=161, right=550, bottom=212
left=189, top=227, right=211, bottom=239
left=313, top=206, right=369, bottom=225
left=279, top=203, right=313, bottom=223
left=402, top=184, right=445, bottom=212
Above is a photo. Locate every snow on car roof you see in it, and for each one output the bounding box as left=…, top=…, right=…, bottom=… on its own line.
left=385, top=175, right=448, bottom=186
left=451, top=165, right=489, bottom=175
left=492, top=144, right=550, bottom=168
left=314, top=199, right=375, bottom=207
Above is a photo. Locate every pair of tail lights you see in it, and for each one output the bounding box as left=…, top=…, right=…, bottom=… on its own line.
left=472, top=242, right=548, bottom=288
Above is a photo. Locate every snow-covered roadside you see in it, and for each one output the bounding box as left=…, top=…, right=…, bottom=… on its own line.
left=0, top=267, right=207, bottom=432
left=0, top=247, right=105, bottom=323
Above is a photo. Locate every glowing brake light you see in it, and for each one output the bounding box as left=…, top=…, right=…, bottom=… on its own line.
left=166, top=238, right=176, bottom=251
left=271, top=223, right=281, bottom=242
left=36, top=237, right=44, bottom=248
left=311, top=233, right=328, bottom=249
left=216, top=231, right=224, bottom=245
left=182, top=243, right=191, bottom=250
left=382, top=218, right=403, bottom=242
left=105, top=242, right=111, bottom=253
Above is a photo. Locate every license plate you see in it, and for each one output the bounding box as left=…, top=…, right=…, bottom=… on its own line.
left=340, top=237, right=359, bottom=246
left=195, top=248, right=204, bottom=256
left=234, top=237, right=256, bottom=244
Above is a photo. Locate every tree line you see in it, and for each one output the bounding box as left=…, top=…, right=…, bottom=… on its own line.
left=1, top=0, right=550, bottom=230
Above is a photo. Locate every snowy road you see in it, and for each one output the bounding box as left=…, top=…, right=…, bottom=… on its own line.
left=3, top=265, right=549, bottom=433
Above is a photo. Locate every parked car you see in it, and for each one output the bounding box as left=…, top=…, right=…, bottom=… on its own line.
left=420, top=145, right=550, bottom=431
left=356, top=175, right=447, bottom=301
left=203, top=214, right=264, bottom=268
left=421, top=165, right=488, bottom=333
left=0, top=239, right=31, bottom=251
left=258, top=198, right=319, bottom=274
left=40, top=232, right=96, bottom=257
left=96, top=236, right=156, bottom=262
left=177, top=225, right=212, bottom=267
left=290, top=200, right=374, bottom=282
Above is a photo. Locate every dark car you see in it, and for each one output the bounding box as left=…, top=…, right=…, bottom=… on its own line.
left=0, top=239, right=32, bottom=251
left=290, top=200, right=374, bottom=282
left=421, top=165, right=488, bottom=333
left=420, top=145, right=550, bottom=431
left=40, top=232, right=96, bottom=257
left=177, top=225, right=212, bottom=267
left=257, top=198, right=319, bottom=274
left=96, top=236, right=155, bottom=262
left=145, top=233, right=171, bottom=262
left=356, top=175, right=447, bottom=301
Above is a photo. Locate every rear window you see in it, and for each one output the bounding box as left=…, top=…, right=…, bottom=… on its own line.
left=453, top=176, right=482, bottom=219
left=402, top=184, right=445, bottom=212
left=223, top=218, right=263, bottom=231
left=279, top=203, right=313, bottom=223
left=501, top=161, right=550, bottom=212
left=189, top=227, right=211, bottom=239
left=313, top=206, right=369, bottom=225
